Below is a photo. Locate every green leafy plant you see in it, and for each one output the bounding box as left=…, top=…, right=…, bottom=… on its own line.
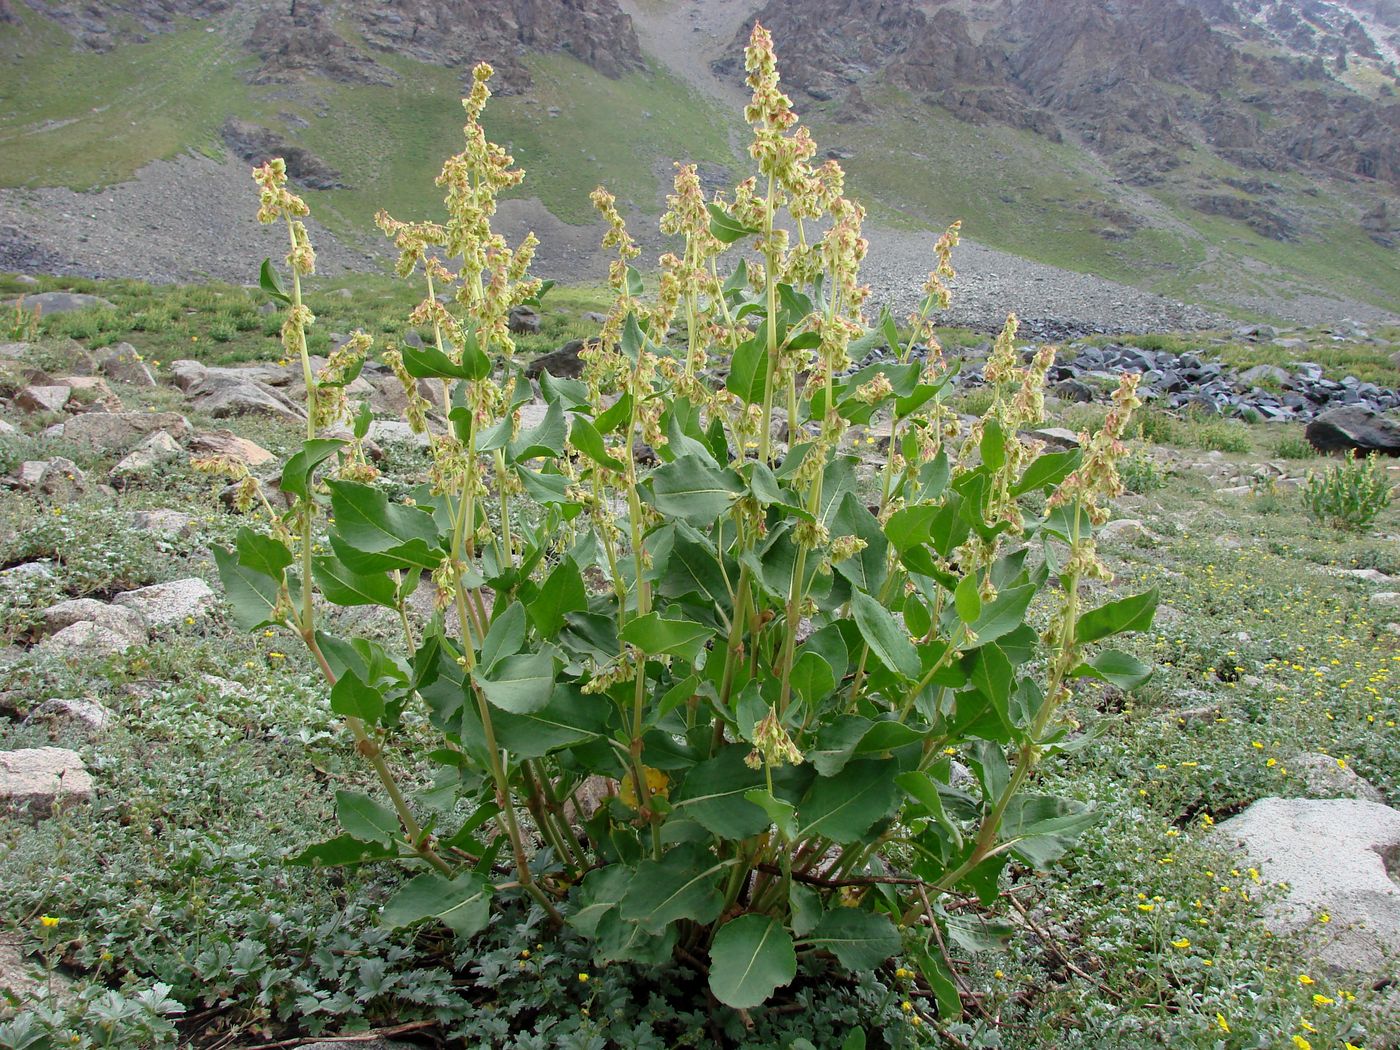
left=1118, top=448, right=1165, bottom=494
left=215, top=27, right=1156, bottom=1022
left=1301, top=452, right=1395, bottom=531
left=1273, top=435, right=1317, bottom=460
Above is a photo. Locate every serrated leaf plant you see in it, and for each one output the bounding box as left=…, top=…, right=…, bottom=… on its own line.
left=215, top=26, right=1156, bottom=1017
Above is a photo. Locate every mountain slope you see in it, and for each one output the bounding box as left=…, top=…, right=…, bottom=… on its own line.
left=0, top=0, right=1398, bottom=327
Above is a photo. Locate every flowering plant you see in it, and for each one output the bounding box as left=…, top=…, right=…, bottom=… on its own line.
left=216, top=27, right=1155, bottom=1019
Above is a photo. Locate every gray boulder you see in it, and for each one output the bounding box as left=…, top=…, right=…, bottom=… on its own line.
left=1216, top=797, right=1400, bottom=975
left=508, top=304, right=541, bottom=334
left=36, top=620, right=141, bottom=657
left=1305, top=406, right=1400, bottom=456
left=110, top=430, right=182, bottom=481
left=526, top=338, right=591, bottom=380
left=16, top=384, right=71, bottom=414
left=113, top=577, right=216, bottom=626
left=131, top=509, right=196, bottom=539
left=58, top=411, right=190, bottom=452
left=96, top=342, right=156, bottom=387
left=4, top=291, right=112, bottom=316
left=28, top=697, right=112, bottom=736
left=0, top=747, right=93, bottom=818
left=187, top=429, right=275, bottom=467
left=38, top=598, right=148, bottom=645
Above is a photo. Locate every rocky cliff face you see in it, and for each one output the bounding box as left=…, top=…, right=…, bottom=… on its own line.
left=728, top=0, right=1400, bottom=224
left=20, top=0, right=643, bottom=89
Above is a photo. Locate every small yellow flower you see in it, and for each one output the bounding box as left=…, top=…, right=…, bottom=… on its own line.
left=901, top=1000, right=912, bottom=1013
left=520, top=949, right=530, bottom=959
left=39, top=915, right=60, bottom=928
left=994, top=969, right=1005, bottom=979
left=1216, top=1013, right=1230, bottom=1034
left=269, top=652, right=286, bottom=661
left=1267, top=757, right=1277, bottom=767
left=578, top=972, right=589, bottom=983
left=909, top=1015, right=921, bottom=1027
left=1318, top=912, right=1330, bottom=924
left=1293, top=1036, right=1312, bottom=1050
left=1171, top=938, right=1190, bottom=949
left=1298, top=973, right=1314, bottom=985
left=1312, top=994, right=1335, bottom=1006
left=894, top=967, right=910, bottom=979
left=1137, top=903, right=1155, bottom=912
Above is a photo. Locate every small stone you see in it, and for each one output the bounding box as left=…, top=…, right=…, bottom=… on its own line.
left=96, top=342, right=156, bottom=387
left=1292, top=752, right=1385, bottom=804
left=187, top=429, right=275, bottom=467
left=60, top=411, right=190, bottom=452
left=28, top=698, right=112, bottom=736
left=131, top=509, right=196, bottom=538
left=5, top=291, right=112, bottom=315
left=60, top=375, right=122, bottom=412
left=113, top=578, right=216, bottom=627
left=0, top=747, right=93, bottom=818
left=1369, top=592, right=1400, bottom=607
left=110, top=430, right=182, bottom=480
left=1097, top=519, right=1148, bottom=544
left=368, top=420, right=430, bottom=447
left=197, top=380, right=305, bottom=422
left=1025, top=426, right=1080, bottom=449
left=508, top=304, right=541, bottom=334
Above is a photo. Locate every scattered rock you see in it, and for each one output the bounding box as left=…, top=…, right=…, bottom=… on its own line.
left=38, top=598, right=148, bottom=645
left=16, top=384, right=72, bottom=414
left=110, top=429, right=182, bottom=480
left=196, top=378, right=305, bottom=422
left=1, top=933, right=72, bottom=1004
left=113, top=577, right=216, bottom=627
left=3, top=291, right=113, bottom=316
left=1306, top=406, right=1400, bottom=456
left=131, top=508, right=196, bottom=538
left=367, top=420, right=429, bottom=447
left=10, top=457, right=86, bottom=499
left=58, top=411, right=190, bottom=452
left=1024, top=426, right=1080, bottom=449
left=187, top=429, right=275, bottom=467
left=36, top=620, right=141, bottom=657
left=1097, top=519, right=1149, bottom=545
left=1370, top=592, right=1400, bottom=608
left=1216, top=797, right=1400, bottom=976
left=1238, top=363, right=1290, bottom=387
left=96, top=342, right=156, bottom=387
left=526, top=338, right=592, bottom=380
left=1293, top=753, right=1385, bottom=804
left=27, top=698, right=112, bottom=736
left=0, top=747, right=93, bottom=818
left=508, top=304, right=541, bottom=334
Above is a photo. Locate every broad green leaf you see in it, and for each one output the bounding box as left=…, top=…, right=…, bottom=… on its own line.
left=851, top=590, right=919, bottom=679
left=213, top=545, right=283, bottom=629
left=1075, top=588, right=1159, bottom=644
left=646, top=454, right=744, bottom=526
left=790, top=882, right=822, bottom=938
left=807, top=716, right=872, bottom=777
left=620, top=612, right=715, bottom=663
left=235, top=528, right=292, bottom=581
left=473, top=646, right=558, bottom=714
left=707, top=202, right=761, bottom=244
left=726, top=332, right=768, bottom=405
left=804, top=909, right=900, bottom=970
left=954, top=573, right=982, bottom=624
left=399, top=343, right=474, bottom=380
left=670, top=746, right=768, bottom=838
left=619, top=843, right=726, bottom=932
left=380, top=871, right=492, bottom=938
left=336, top=790, right=400, bottom=846
left=330, top=670, right=385, bottom=722
left=789, top=650, right=836, bottom=705
left=287, top=834, right=396, bottom=868
left=1070, top=649, right=1153, bottom=689
left=480, top=600, right=527, bottom=671
left=539, top=370, right=590, bottom=409
left=509, top=398, right=566, bottom=461
left=313, top=555, right=398, bottom=608
left=281, top=438, right=345, bottom=500
left=569, top=415, right=625, bottom=471
left=569, top=865, right=633, bottom=937
left=708, top=914, right=797, bottom=1009
left=1013, top=449, right=1081, bottom=496
left=528, top=559, right=587, bottom=636
left=968, top=584, right=1035, bottom=645
left=912, top=941, right=962, bottom=1022
left=981, top=419, right=1006, bottom=471
left=744, top=788, right=797, bottom=840
left=489, top=683, right=609, bottom=758
left=1001, top=794, right=1098, bottom=868
left=595, top=905, right=679, bottom=965
left=259, top=258, right=291, bottom=304
left=797, top=759, right=900, bottom=844
left=326, top=480, right=440, bottom=553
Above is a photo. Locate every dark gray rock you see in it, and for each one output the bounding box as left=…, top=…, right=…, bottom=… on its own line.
left=1305, top=406, right=1400, bottom=456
